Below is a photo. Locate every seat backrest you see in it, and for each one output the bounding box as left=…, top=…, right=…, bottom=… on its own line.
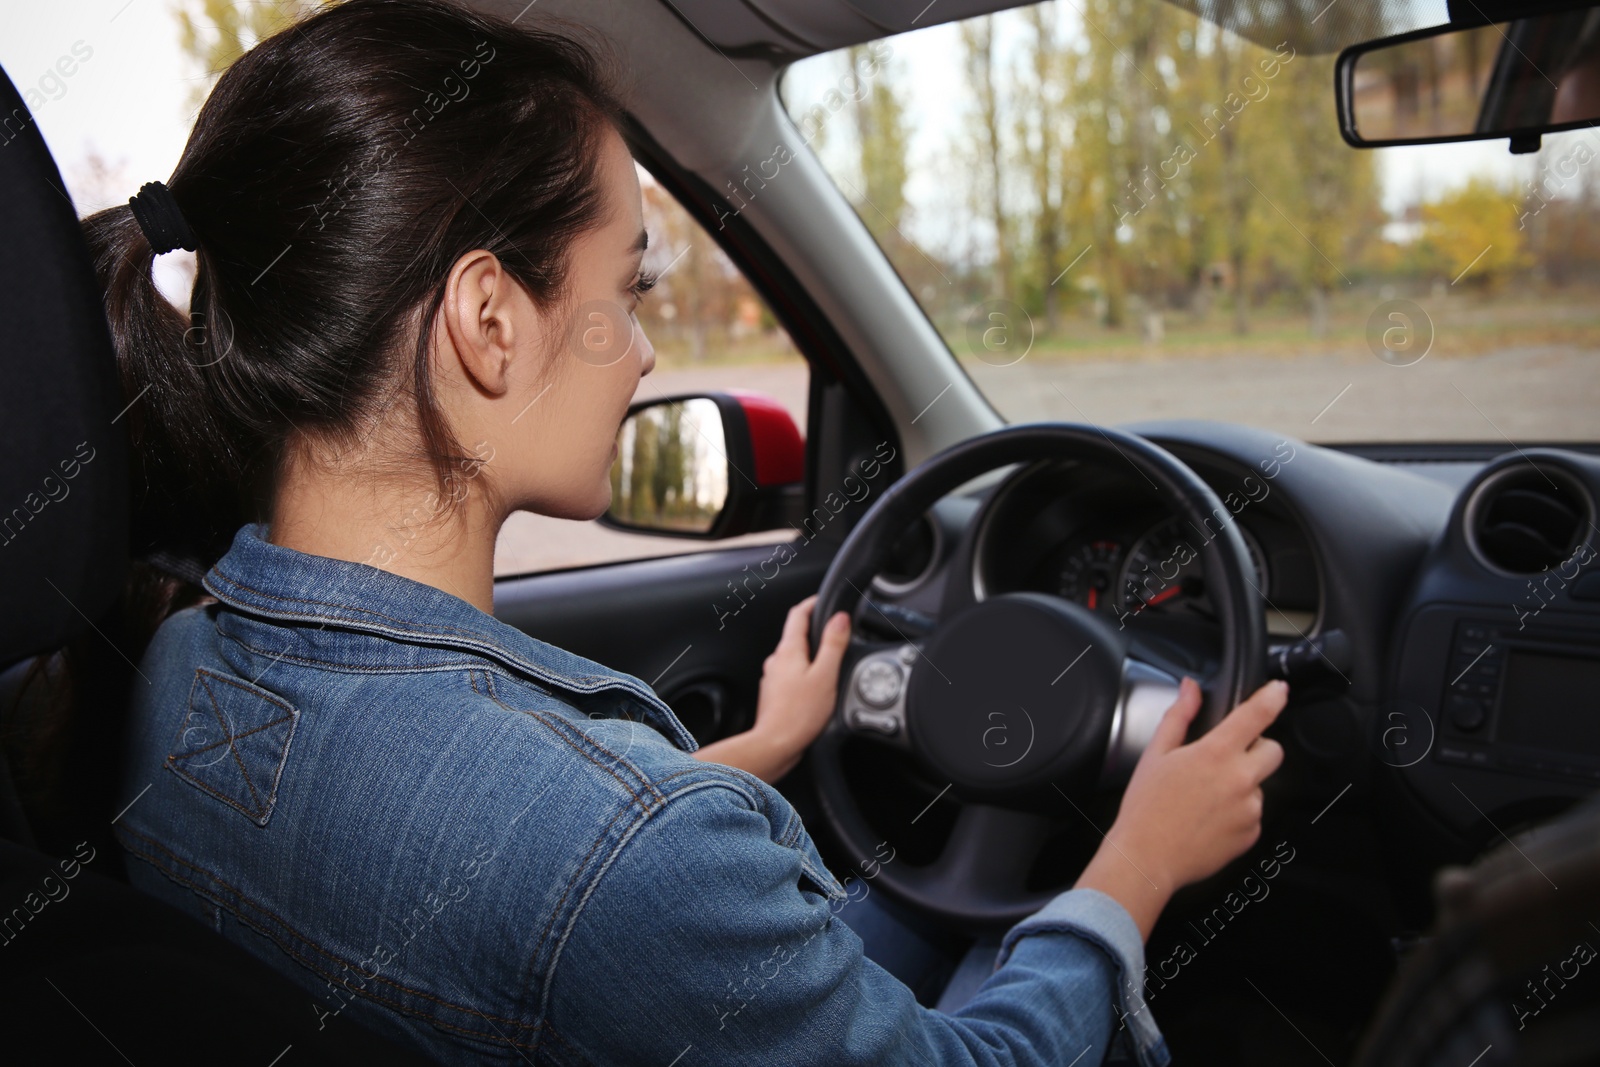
left=0, top=61, right=136, bottom=851
left=0, top=64, right=130, bottom=666
left=0, top=65, right=441, bottom=1063
left=1354, top=795, right=1600, bottom=1065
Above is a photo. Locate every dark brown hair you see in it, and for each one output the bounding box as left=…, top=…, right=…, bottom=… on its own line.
left=85, top=0, right=625, bottom=563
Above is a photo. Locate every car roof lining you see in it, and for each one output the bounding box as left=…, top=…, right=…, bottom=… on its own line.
left=660, top=0, right=1451, bottom=57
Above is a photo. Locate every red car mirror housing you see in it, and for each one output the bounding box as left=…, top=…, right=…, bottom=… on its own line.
left=726, top=389, right=805, bottom=488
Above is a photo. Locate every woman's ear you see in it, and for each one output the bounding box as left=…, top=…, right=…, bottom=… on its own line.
left=438, top=250, right=520, bottom=396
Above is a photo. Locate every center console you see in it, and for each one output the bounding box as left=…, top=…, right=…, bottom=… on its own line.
left=1385, top=450, right=1600, bottom=837
left=1433, top=616, right=1600, bottom=784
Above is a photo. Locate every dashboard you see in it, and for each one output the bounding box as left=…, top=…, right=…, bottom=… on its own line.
left=860, top=419, right=1600, bottom=865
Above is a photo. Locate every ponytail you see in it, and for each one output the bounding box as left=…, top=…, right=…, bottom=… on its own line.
left=80, top=199, right=249, bottom=568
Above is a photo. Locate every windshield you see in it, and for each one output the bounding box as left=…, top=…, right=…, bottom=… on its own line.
left=781, top=1, right=1600, bottom=444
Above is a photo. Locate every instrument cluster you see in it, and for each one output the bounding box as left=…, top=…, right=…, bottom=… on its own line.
left=1044, top=518, right=1271, bottom=622
left=973, top=459, right=1319, bottom=638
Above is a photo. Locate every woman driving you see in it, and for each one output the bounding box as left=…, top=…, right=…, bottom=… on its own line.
left=89, top=1, right=1288, bottom=1063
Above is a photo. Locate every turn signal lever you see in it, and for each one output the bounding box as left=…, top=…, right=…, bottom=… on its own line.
left=855, top=598, right=937, bottom=642
left=1267, top=628, right=1352, bottom=698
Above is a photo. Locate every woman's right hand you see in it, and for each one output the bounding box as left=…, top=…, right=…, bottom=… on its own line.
left=1074, top=677, right=1288, bottom=939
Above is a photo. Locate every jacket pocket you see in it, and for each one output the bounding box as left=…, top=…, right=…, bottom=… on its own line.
left=166, top=668, right=300, bottom=827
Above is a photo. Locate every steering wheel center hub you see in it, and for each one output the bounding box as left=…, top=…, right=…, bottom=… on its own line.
left=906, top=593, right=1126, bottom=796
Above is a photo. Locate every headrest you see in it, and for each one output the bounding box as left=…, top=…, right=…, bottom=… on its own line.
left=0, top=64, right=131, bottom=668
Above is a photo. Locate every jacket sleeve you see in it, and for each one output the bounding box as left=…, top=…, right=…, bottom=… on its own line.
left=542, top=778, right=1170, bottom=1067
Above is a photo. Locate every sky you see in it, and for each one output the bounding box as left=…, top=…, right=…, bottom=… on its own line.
left=2, top=0, right=197, bottom=214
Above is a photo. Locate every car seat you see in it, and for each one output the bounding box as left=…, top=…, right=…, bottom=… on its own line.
left=1354, top=793, right=1600, bottom=1067
left=0, top=60, right=435, bottom=1065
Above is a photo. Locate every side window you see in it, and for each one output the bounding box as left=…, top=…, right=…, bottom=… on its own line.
left=493, top=170, right=809, bottom=577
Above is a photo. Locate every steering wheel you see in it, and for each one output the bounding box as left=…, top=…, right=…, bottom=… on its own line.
left=809, top=423, right=1266, bottom=927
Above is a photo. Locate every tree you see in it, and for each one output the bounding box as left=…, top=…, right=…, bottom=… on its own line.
left=175, top=0, right=333, bottom=104
left=1058, top=0, right=1131, bottom=327
left=1199, top=28, right=1267, bottom=335
left=1521, top=140, right=1600, bottom=285
left=961, top=17, right=1013, bottom=303
left=1269, top=51, right=1383, bottom=335
left=1056, top=0, right=1191, bottom=332
left=1419, top=178, right=1535, bottom=290
left=638, top=181, right=740, bottom=363
left=846, top=45, right=911, bottom=245
left=1014, top=5, right=1069, bottom=332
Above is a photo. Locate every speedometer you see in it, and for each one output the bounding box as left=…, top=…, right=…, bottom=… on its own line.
left=1116, top=519, right=1268, bottom=620
left=1054, top=539, right=1122, bottom=613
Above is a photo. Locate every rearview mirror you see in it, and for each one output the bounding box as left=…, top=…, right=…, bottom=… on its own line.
left=1337, top=8, right=1600, bottom=152
left=600, top=391, right=805, bottom=539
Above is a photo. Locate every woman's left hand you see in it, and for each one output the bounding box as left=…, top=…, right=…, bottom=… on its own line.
left=693, top=595, right=851, bottom=783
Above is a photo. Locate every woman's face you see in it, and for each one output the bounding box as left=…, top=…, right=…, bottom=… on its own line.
left=439, top=122, right=657, bottom=524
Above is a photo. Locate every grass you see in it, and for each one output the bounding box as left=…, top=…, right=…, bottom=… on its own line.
left=645, top=291, right=1600, bottom=374
left=949, top=292, right=1600, bottom=365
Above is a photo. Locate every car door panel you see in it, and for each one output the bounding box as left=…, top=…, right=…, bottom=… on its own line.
left=494, top=541, right=833, bottom=743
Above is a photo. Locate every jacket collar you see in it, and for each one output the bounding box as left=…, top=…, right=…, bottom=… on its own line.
left=202, top=522, right=698, bottom=752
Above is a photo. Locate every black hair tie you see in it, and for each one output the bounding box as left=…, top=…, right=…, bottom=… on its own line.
left=129, top=181, right=198, bottom=255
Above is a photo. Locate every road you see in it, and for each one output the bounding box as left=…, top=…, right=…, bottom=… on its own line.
left=964, top=343, right=1598, bottom=443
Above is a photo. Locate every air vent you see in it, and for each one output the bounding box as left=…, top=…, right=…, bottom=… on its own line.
left=1467, top=464, right=1592, bottom=576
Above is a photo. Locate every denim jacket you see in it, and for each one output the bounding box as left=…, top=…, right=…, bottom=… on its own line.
left=115, top=522, right=1170, bottom=1066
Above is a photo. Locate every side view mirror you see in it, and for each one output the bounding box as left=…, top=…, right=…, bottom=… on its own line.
left=599, top=391, right=805, bottom=539
left=1336, top=5, right=1600, bottom=153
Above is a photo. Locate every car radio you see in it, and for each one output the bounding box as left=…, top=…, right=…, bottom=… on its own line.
left=1434, top=617, right=1600, bottom=783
